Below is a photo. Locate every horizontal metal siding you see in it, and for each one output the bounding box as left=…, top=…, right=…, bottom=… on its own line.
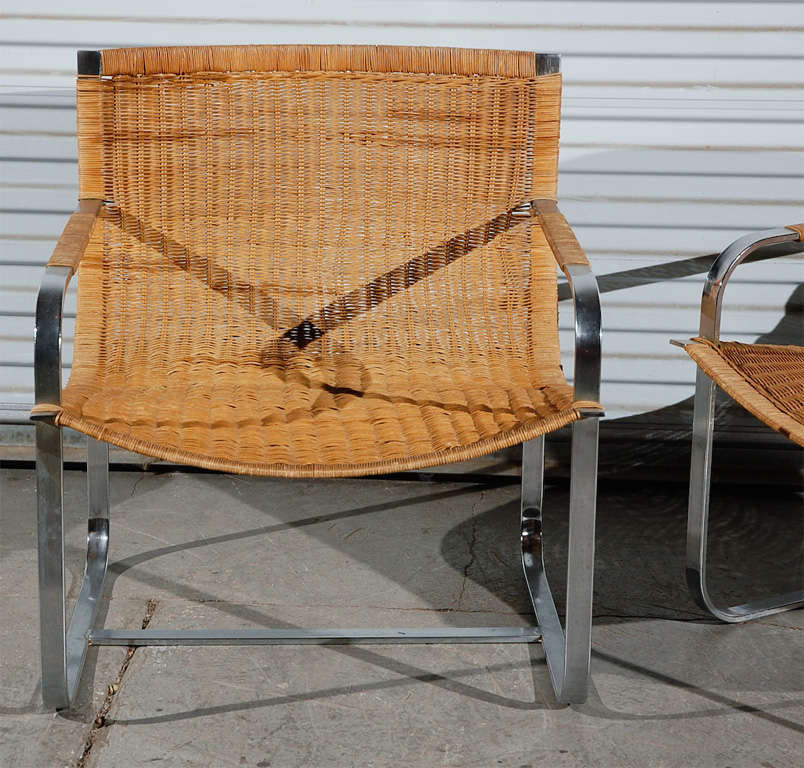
left=1, top=0, right=802, bottom=429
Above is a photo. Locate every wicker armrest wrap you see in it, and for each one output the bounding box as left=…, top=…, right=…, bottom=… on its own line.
left=531, top=199, right=590, bottom=272
left=46, top=205, right=102, bottom=275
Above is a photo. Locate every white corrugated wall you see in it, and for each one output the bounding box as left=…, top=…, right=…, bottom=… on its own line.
left=1, top=1, right=802, bottom=435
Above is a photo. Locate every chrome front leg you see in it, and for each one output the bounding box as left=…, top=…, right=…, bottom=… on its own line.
left=521, top=418, right=599, bottom=705
left=64, top=438, right=110, bottom=703
left=36, top=421, right=69, bottom=709
left=36, top=434, right=110, bottom=709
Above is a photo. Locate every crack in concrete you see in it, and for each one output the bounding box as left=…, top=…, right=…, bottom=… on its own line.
left=75, top=598, right=158, bottom=768
left=755, top=619, right=804, bottom=631
left=129, top=473, right=150, bottom=498
left=456, top=492, right=483, bottom=609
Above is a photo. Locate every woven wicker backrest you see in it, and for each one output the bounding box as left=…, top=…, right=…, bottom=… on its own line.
left=74, top=45, right=563, bottom=384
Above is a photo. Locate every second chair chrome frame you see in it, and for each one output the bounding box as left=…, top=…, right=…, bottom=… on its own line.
left=682, top=227, right=804, bottom=622
left=34, top=51, right=601, bottom=711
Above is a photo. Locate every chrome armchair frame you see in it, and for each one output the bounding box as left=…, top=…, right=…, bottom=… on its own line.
left=34, top=51, right=602, bottom=710
left=682, top=227, right=804, bottom=622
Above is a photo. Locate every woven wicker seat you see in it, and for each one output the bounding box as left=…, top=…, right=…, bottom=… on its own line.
left=32, top=45, right=604, bottom=710
left=678, top=223, right=804, bottom=624
left=686, top=339, right=804, bottom=447
left=56, top=338, right=581, bottom=478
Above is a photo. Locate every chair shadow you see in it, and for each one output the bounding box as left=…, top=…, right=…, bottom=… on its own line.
left=75, top=475, right=803, bottom=730
left=59, top=284, right=802, bottom=722
left=56, top=481, right=560, bottom=721
left=439, top=483, right=802, bottom=626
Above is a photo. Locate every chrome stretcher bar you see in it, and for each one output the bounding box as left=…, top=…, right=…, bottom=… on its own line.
left=89, top=627, right=542, bottom=646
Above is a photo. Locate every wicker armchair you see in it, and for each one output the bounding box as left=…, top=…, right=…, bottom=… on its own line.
left=674, top=224, right=804, bottom=621
left=32, top=45, right=603, bottom=709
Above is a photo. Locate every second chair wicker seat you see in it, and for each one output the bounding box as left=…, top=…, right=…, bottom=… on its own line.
left=685, top=339, right=804, bottom=447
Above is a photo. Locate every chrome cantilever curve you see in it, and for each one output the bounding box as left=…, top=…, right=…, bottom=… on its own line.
left=520, top=261, right=601, bottom=704
left=687, top=227, right=804, bottom=622
left=35, top=248, right=111, bottom=708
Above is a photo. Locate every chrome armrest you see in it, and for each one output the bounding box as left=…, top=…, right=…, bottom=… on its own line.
left=564, top=263, right=602, bottom=410
left=699, top=228, right=803, bottom=342
left=530, top=199, right=603, bottom=414
left=34, top=267, right=74, bottom=409
left=33, top=199, right=102, bottom=412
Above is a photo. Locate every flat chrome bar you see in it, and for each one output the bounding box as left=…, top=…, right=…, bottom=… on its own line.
left=521, top=435, right=563, bottom=683
left=522, top=421, right=599, bottom=705
left=89, top=627, right=543, bottom=646
left=35, top=264, right=73, bottom=709
left=35, top=247, right=112, bottom=707
left=721, top=591, right=804, bottom=619
left=564, top=263, right=602, bottom=406
left=518, top=258, right=602, bottom=705
left=562, top=417, right=599, bottom=698
left=36, top=421, right=68, bottom=709
left=521, top=436, right=545, bottom=516
left=65, top=518, right=110, bottom=699
left=87, top=438, right=110, bottom=520
left=0, top=402, right=34, bottom=425
left=34, top=266, right=71, bottom=407
left=686, top=368, right=717, bottom=609
left=63, top=438, right=111, bottom=700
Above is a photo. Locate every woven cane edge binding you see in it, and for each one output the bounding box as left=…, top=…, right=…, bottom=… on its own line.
left=686, top=339, right=804, bottom=447
left=45, top=405, right=585, bottom=478
left=76, top=76, right=104, bottom=200
left=100, top=45, right=554, bottom=78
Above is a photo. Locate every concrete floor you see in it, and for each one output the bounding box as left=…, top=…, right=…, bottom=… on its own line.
left=0, top=465, right=802, bottom=768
